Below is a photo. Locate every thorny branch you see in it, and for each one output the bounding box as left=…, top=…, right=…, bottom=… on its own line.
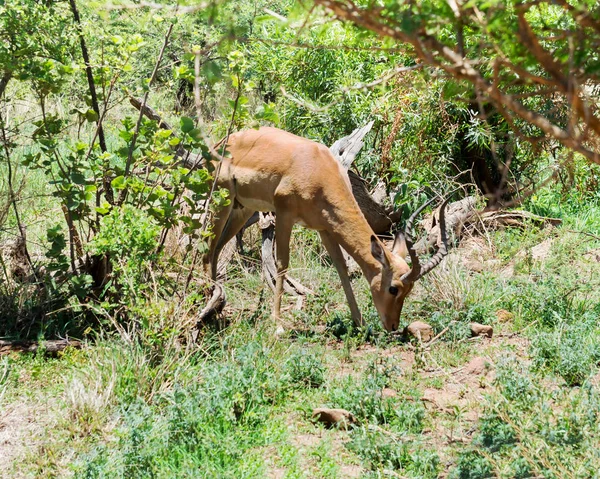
left=316, top=0, right=600, bottom=165
left=121, top=21, right=176, bottom=189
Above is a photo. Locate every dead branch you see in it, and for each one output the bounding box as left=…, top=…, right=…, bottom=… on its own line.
left=259, top=213, right=314, bottom=296
left=196, top=282, right=226, bottom=325
left=0, top=339, right=82, bottom=355
left=414, top=195, right=562, bottom=253
left=330, top=121, right=374, bottom=169
left=415, top=196, right=478, bottom=253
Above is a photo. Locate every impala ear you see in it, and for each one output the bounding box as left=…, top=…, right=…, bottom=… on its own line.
left=392, top=232, right=409, bottom=259
left=370, top=235, right=389, bottom=268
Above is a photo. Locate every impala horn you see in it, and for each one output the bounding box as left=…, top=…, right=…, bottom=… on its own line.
left=401, top=195, right=451, bottom=284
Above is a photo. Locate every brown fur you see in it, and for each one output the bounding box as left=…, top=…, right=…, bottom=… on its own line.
left=203, top=127, right=413, bottom=332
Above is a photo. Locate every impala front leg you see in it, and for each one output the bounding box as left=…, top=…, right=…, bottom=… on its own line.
left=203, top=198, right=234, bottom=280
left=319, top=231, right=364, bottom=328
left=273, top=213, right=293, bottom=329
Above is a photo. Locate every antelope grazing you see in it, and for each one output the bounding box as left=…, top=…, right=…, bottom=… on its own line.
left=203, top=127, right=449, bottom=332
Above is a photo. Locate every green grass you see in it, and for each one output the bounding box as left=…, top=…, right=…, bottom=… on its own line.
left=3, top=191, right=600, bottom=478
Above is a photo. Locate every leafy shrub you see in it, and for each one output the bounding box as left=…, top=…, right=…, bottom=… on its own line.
left=449, top=450, right=494, bottom=479
left=283, top=349, right=325, bottom=388
left=502, top=277, right=577, bottom=328
left=495, top=361, right=538, bottom=404
left=347, top=428, right=439, bottom=477
left=78, top=341, right=287, bottom=477
left=531, top=316, right=600, bottom=386
left=474, top=413, right=516, bottom=452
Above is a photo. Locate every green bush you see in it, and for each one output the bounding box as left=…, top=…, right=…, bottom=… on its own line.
left=283, top=349, right=325, bottom=388
left=449, top=450, right=494, bottom=479
left=530, top=314, right=600, bottom=386
left=347, top=428, right=439, bottom=477
left=474, top=413, right=516, bottom=452
left=77, top=341, right=288, bottom=478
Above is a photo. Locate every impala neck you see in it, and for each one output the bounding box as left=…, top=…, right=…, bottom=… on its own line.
left=329, top=213, right=382, bottom=283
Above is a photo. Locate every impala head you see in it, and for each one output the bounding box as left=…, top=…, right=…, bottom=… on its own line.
left=369, top=196, right=451, bottom=332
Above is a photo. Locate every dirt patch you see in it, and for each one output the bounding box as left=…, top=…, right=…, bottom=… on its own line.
left=463, top=356, right=491, bottom=376
left=267, top=467, right=286, bottom=479
left=340, top=464, right=362, bottom=478
left=381, top=387, right=397, bottom=398
left=291, top=432, right=322, bottom=448
left=457, top=236, right=498, bottom=272
left=584, top=248, right=600, bottom=263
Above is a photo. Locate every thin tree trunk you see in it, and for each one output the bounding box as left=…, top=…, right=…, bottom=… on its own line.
left=0, top=109, right=37, bottom=281
left=0, top=73, right=11, bottom=100
left=68, top=0, right=113, bottom=206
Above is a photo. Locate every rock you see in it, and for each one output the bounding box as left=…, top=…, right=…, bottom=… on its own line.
left=470, top=322, right=493, bottom=338
left=464, top=356, right=490, bottom=375
left=530, top=238, right=553, bottom=261
left=496, top=309, right=514, bottom=323
left=405, top=321, right=434, bottom=342
left=312, top=408, right=356, bottom=430
left=516, top=238, right=553, bottom=262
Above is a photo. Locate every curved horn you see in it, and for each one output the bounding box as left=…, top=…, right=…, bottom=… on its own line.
left=417, top=195, right=451, bottom=278
left=400, top=195, right=439, bottom=284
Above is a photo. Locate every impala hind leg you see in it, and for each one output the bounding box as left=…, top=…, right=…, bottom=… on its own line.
left=319, top=231, right=364, bottom=328
left=273, top=213, right=293, bottom=328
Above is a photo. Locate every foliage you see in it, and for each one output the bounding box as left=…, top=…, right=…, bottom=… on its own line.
left=283, top=348, right=326, bottom=388
left=315, top=0, right=600, bottom=166
left=347, top=428, right=440, bottom=477
left=2, top=1, right=600, bottom=477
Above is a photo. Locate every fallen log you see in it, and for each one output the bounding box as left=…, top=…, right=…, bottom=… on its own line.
left=465, top=210, right=562, bottom=230
left=414, top=195, right=562, bottom=253
left=0, top=339, right=82, bottom=355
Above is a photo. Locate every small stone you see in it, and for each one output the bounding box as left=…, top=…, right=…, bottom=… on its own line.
left=405, top=321, right=434, bottom=342
left=496, top=309, right=514, bottom=323
left=312, top=408, right=356, bottom=430
left=470, top=322, right=493, bottom=338
left=464, top=356, right=490, bottom=375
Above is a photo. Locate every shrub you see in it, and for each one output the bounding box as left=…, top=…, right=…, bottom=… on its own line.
left=474, top=413, right=516, bottom=452
left=77, top=341, right=287, bottom=477
left=449, top=450, right=494, bottom=479
left=283, top=349, right=325, bottom=388
left=530, top=316, right=600, bottom=386
left=347, top=428, right=439, bottom=477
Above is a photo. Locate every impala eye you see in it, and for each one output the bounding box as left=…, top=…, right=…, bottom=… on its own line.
left=389, top=286, right=399, bottom=296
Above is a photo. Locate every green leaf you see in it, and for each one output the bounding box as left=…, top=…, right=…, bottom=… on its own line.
left=111, top=175, right=126, bottom=190
left=156, top=129, right=173, bottom=139
left=70, top=172, right=86, bottom=185
left=180, top=116, right=195, bottom=133
left=85, top=109, right=99, bottom=122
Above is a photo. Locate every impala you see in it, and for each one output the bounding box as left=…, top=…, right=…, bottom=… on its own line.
left=203, top=127, right=449, bottom=332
